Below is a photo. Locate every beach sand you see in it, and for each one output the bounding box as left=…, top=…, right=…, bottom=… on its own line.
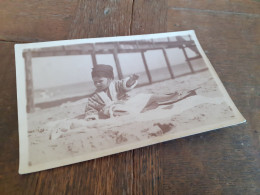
left=27, top=70, right=236, bottom=166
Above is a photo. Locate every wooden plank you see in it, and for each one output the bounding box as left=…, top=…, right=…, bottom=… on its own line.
left=0, top=42, right=40, bottom=194
left=33, top=153, right=133, bottom=194
left=182, top=47, right=194, bottom=73
left=27, top=45, right=194, bottom=57
left=0, top=1, right=77, bottom=42
left=23, top=51, right=35, bottom=113
left=133, top=145, right=164, bottom=195
left=131, top=0, right=168, bottom=35
left=113, top=47, right=124, bottom=79
left=168, top=0, right=260, bottom=14
left=141, top=51, right=152, bottom=84
left=130, top=1, right=168, bottom=194
left=68, top=0, right=133, bottom=39
left=162, top=48, right=174, bottom=79
left=0, top=0, right=133, bottom=42
left=162, top=126, right=260, bottom=194
left=91, top=52, right=97, bottom=67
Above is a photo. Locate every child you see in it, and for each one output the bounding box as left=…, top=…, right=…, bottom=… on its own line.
left=85, top=64, right=138, bottom=120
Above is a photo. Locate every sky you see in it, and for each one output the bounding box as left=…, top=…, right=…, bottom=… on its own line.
left=32, top=47, right=197, bottom=89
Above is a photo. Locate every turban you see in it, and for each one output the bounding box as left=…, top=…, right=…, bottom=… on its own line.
left=91, top=64, right=114, bottom=79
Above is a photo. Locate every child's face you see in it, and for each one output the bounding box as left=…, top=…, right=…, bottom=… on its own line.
left=93, top=77, right=111, bottom=91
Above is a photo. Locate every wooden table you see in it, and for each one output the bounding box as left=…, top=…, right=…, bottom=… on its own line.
left=1, top=1, right=259, bottom=194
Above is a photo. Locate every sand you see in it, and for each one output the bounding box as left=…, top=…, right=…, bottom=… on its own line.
left=27, top=70, right=236, bottom=166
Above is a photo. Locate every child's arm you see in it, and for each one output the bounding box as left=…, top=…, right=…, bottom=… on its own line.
left=84, top=98, right=99, bottom=121
left=126, top=74, right=139, bottom=87
left=113, top=75, right=138, bottom=97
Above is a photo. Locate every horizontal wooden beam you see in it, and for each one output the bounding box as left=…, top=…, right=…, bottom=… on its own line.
left=24, top=44, right=196, bottom=58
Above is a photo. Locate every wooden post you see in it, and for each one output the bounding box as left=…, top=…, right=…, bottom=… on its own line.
left=23, top=51, right=35, bottom=113
left=91, top=52, right=97, bottom=67
left=141, top=51, right=152, bottom=84
left=182, top=46, right=194, bottom=73
left=162, top=48, right=174, bottom=79
left=113, top=45, right=123, bottom=80
left=91, top=44, right=97, bottom=67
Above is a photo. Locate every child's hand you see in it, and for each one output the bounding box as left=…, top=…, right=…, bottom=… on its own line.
left=126, top=74, right=139, bottom=87
left=130, top=74, right=139, bottom=80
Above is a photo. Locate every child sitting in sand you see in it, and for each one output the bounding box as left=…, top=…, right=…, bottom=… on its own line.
left=85, top=64, right=139, bottom=120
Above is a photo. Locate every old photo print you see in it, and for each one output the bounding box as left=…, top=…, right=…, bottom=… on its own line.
left=15, top=30, right=245, bottom=174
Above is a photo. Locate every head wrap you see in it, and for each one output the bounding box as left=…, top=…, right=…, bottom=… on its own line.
left=91, top=64, right=114, bottom=79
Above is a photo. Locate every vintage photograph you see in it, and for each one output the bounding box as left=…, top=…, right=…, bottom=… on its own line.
left=15, top=31, right=245, bottom=174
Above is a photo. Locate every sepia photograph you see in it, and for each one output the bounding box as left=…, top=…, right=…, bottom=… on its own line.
left=15, top=30, right=245, bottom=174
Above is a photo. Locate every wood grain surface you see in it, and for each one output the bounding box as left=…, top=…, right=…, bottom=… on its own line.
left=0, top=0, right=259, bottom=194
